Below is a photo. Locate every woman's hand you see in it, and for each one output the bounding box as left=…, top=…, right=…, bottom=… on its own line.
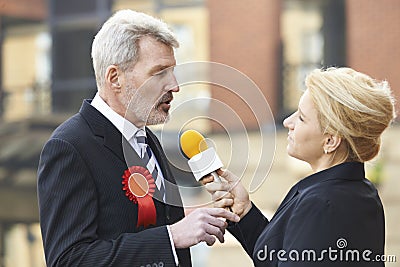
left=201, top=169, right=252, bottom=219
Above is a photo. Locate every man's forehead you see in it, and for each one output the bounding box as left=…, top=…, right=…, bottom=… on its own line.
left=137, top=36, right=174, bottom=54
left=136, top=37, right=176, bottom=65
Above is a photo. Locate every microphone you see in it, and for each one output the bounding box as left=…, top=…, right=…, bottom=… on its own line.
left=180, top=130, right=223, bottom=182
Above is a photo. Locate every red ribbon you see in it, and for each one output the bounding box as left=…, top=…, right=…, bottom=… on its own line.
left=122, top=166, right=157, bottom=227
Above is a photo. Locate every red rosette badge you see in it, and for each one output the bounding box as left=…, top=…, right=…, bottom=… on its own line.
left=122, top=166, right=157, bottom=227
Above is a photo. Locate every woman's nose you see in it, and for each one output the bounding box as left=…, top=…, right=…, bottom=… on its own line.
left=283, top=114, right=294, bottom=129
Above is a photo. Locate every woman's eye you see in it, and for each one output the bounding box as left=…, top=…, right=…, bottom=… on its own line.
left=299, top=115, right=304, bottom=122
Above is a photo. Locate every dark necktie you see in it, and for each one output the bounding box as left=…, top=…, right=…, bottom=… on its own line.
left=136, top=129, right=166, bottom=202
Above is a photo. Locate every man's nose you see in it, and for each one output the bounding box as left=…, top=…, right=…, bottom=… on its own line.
left=167, top=72, right=180, bottom=92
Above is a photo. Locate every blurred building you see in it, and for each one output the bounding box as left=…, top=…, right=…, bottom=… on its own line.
left=0, top=0, right=399, bottom=266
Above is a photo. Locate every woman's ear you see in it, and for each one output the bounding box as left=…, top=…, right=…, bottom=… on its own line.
left=105, top=65, right=121, bottom=92
left=323, top=134, right=342, bottom=154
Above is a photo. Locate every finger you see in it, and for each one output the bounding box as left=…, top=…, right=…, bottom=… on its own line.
left=212, top=191, right=233, bottom=201
left=205, top=182, right=230, bottom=193
left=203, top=234, right=216, bottom=246
left=204, top=223, right=225, bottom=244
left=207, top=208, right=240, bottom=222
left=214, top=198, right=234, bottom=209
left=203, top=214, right=228, bottom=229
left=217, top=169, right=238, bottom=183
left=199, top=175, right=213, bottom=185
left=231, top=205, right=243, bottom=216
left=205, top=235, right=216, bottom=246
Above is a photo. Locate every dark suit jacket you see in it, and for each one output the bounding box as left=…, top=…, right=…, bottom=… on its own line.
left=38, top=100, right=191, bottom=267
left=229, top=162, right=385, bottom=266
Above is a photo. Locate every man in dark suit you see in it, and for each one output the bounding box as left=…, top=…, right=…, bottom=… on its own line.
left=37, top=10, right=239, bottom=267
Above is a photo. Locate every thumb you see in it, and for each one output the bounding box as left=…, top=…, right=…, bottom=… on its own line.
left=216, top=169, right=239, bottom=183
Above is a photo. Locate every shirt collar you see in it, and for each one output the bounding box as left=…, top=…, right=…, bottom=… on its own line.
left=91, top=92, right=144, bottom=141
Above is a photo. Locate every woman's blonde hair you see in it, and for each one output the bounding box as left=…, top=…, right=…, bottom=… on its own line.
left=306, top=67, right=396, bottom=162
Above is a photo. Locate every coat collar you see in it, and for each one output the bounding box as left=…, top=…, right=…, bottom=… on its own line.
left=78, top=99, right=178, bottom=187
left=79, top=99, right=126, bottom=163
left=274, top=162, right=365, bottom=216
left=297, top=161, right=365, bottom=193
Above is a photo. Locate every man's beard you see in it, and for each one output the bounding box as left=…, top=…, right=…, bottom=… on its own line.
left=123, top=87, right=171, bottom=125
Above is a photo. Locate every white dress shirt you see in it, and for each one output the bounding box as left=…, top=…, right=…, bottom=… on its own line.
left=91, top=93, right=179, bottom=266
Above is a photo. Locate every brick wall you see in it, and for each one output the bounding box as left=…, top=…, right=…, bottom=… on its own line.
left=207, top=0, right=281, bottom=131
left=0, top=0, right=47, bottom=20
left=346, top=0, right=400, bottom=113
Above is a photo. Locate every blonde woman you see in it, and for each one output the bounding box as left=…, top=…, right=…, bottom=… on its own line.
left=204, top=67, right=396, bottom=266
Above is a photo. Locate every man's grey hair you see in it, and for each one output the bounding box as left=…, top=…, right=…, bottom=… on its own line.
left=91, top=9, right=179, bottom=90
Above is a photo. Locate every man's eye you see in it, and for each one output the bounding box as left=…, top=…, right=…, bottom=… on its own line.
left=154, top=70, right=167, bottom=76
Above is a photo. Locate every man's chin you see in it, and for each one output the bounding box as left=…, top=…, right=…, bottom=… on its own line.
left=146, top=112, right=169, bottom=125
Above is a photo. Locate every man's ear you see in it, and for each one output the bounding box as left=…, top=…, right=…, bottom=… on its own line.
left=105, top=65, right=121, bottom=92
left=323, top=134, right=342, bottom=154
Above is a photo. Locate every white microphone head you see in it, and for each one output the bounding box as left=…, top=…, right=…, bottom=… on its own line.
left=188, top=147, right=224, bottom=181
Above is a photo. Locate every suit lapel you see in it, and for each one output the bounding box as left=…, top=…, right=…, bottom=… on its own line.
left=80, top=100, right=183, bottom=208
left=79, top=99, right=128, bottom=164
left=80, top=100, right=175, bottom=176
